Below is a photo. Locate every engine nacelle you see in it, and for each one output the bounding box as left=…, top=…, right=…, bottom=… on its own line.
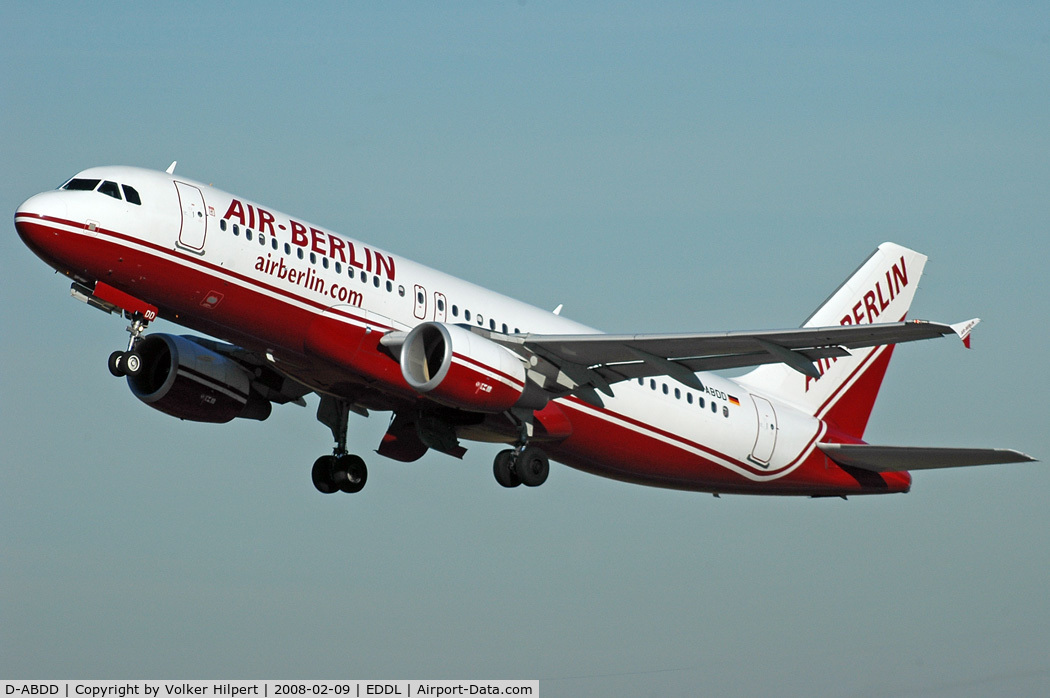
left=127, top=334, right=272, bottom=423
left=400, top=322, right=533, bottom=413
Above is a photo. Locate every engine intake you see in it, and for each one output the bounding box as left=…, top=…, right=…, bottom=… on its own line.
left=127, top=334, right=272, bottom=422
left=400, top=322, right=534, bottom=413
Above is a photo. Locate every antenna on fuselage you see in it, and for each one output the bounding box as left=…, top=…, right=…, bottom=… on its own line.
left=166, top=161, right=177, bottom=174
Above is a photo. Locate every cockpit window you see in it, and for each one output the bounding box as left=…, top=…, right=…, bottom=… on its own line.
left=98, top=181, right=122, bottom=200
left=63, top=178, right=100, bottom=191
left=60, top=177, right=143, bottom=205
left=122, top=185, right=141, bottom=205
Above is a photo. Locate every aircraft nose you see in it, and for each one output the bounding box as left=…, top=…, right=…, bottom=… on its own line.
left=15, top=191, right=69, bottom=260
left=16, top=190, right=67, bottom=222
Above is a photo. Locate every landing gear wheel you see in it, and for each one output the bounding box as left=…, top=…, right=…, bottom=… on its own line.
left=493, top=449, right=521, bottom=488
left=311, top=455, right=338, bottom=494
left=333, top=454, right=367, bottom=494
left=108, top=351, right=126, bottom=377
left=516, top=446, right=549, bottom=487
left=122, top=351, right=143, bottom=376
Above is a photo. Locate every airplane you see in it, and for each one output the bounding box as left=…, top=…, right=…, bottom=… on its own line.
left=14, top=163, right=1035, bottom=497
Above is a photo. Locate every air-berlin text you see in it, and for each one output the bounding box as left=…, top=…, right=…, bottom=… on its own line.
left=839, top=255, right=908, bottom=327
left=223, top=199, right=395, bottom=280
left=805, top=255, right=909, bottom=391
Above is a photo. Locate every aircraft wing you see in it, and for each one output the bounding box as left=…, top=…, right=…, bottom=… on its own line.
left=486, top=319, right=976, bottom=400
left=818, top=443, right=1037, bottom=471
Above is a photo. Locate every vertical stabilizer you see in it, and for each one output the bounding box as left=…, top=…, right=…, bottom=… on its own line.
left=738, top=243, right=928, bottom=439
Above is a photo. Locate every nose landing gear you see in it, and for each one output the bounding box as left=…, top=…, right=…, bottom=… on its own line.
left=107, top=313, right=151, bottom=377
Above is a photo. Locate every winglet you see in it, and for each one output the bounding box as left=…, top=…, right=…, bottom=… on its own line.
left=950, top=318, right=980, bottom=349
left=166, top=161, right=177, bottom=174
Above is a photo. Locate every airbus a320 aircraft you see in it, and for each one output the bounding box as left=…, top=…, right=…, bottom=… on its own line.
left=15, top=164, right=1035, bottom=497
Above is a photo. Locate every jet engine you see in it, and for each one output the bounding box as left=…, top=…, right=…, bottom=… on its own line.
left=399, top=322, right=538, bottom=413
left=126, top=334, right=272, bottom=422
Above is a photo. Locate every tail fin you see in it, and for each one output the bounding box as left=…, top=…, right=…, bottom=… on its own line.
left=738, top=243, right=928, bottom=439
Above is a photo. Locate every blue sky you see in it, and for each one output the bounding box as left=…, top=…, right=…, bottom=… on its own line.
left=2, top=3, right=1048, bottom=694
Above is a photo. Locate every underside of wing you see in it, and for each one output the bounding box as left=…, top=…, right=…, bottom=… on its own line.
left=818, top=443, right=1037, bottom=472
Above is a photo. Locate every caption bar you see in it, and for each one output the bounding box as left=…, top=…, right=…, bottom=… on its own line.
left=2, top=683, right=537, bottom=698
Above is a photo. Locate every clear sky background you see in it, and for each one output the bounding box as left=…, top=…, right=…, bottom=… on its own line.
left=2, top=2, right=1048, bottom=695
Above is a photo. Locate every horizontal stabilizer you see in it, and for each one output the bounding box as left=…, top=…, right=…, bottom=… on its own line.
left=819, top=443, right=1036, bottom=472
left=950, top=318, right=980, bottom=349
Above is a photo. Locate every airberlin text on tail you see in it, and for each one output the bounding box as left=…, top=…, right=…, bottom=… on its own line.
left=840, top=256, right=909, bottom=327
left=805, top=253, right=910, bottom=393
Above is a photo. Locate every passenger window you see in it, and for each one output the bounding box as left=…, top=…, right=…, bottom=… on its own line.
left=233, top=224, right=240, bottom=236
left=284, top=243, right=291, bottom=255
left=386, top=280, right=393, bottom=292
left=373, top=276, right=380, bottom=288
left=502, top=323, right=508, bottom=334
left=322, top=256, right=329, bottom=269
left=246, top=229, right=253, bottom=241
left=465, top=310, right=471, bottom=322
left=297, top=247, right=304, bottom=260
left=271, top=237, right=278, bottom=250
left=335, top=261, right=342, bottom=273
left=674, top=388, right=681, bottom=400
left=122, top=185, right=141, bottom=205
left=398, top=285, right=406, bottom=297
left=489, top=319, right=496, bottom=330
left=220, top=219, right=227, bottom=232
left=310, top=252, right=317, bottom=264
left=98, top=181, right=121, bottom=200
left=452, top=305, right=459, bottom=317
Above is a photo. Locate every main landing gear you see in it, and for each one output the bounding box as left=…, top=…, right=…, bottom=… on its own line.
left=312, top=395, right=368, bottom=495
left=493, top=445, right=550, bottom=488
left=492, top=413, right=550, bottom=488
left=107, top=313, right=150, bottom=377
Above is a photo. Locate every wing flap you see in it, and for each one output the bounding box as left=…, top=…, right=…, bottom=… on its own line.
left=819, top=443, right=1037, bottom=472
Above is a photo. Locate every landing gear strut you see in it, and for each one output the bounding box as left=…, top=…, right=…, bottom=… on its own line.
left=107, top=313, right=151, bottom=377
left=312, top=395, right=368, bottom=495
